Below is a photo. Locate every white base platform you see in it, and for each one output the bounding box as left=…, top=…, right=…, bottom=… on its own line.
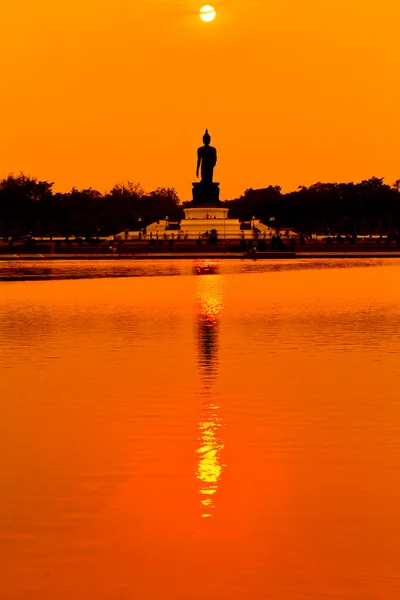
left=116, top=205, right=296, bottom=241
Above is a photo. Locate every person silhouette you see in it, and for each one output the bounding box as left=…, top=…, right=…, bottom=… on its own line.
left=196, top=129, right=217, bottom=183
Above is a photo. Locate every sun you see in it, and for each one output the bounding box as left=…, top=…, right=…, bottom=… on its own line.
left=200, top=5, right=216, bottom=22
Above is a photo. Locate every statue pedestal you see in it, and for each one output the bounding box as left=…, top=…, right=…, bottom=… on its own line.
left=192, top=182, right=220, bottom=205
left=181, top=204, right=238, bottom=239
left=184, top=180, right=228, bottom=234
left=183, top=205, right=229, bottom=220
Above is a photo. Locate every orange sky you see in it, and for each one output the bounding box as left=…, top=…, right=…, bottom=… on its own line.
left=1, top=0, right=400, bottom=200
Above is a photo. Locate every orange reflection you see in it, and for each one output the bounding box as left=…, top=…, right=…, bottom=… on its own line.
left=194, top=266, right=225, bottom=518
left=197, top=402, right=225, bottom=519
left=194, top=262, right=223, bottom=388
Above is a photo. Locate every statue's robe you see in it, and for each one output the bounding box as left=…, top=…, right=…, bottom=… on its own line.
left=198, top=145, right=217, bottom=183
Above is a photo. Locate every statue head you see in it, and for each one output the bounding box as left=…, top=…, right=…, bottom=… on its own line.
left=203, top=129, right=211, bottom=146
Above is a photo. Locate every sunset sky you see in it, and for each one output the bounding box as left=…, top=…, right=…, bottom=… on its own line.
left=1, top=0, right=399, bottom=200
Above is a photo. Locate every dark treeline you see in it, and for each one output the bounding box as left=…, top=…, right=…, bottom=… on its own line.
left=0, top=175, right=182, bottom=237
left=225, top=177, right=400, bottom=234
left=1, top=173, right=400, bottom=236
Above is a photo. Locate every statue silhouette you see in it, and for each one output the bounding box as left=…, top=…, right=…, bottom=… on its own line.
left=192, top=130, right=220, bottom=205
left=196, top=129, right=217, bottom=183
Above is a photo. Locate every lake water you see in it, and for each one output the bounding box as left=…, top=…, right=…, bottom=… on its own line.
left=1, top=258, right=400, bottom=599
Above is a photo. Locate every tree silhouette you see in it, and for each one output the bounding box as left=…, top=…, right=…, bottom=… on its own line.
left=1, top=172, right=400, bottom=237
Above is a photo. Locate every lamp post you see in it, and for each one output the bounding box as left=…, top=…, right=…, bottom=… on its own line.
left=251, top=215, right=256, bottom=237
left=224, top=209, right=226, bottom=239
left=165, top=216, right=169, bottom=230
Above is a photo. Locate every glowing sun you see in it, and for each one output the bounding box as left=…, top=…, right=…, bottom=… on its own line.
left=200, top=5, right=216, bottom=22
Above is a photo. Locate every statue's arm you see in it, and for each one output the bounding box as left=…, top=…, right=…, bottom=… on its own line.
left=196, top=149, right=201, bottom=178
left=214, top=149, right=217, bottom=167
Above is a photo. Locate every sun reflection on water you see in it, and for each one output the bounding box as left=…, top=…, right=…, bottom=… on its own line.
left=197, top=402, right=225, bottom=518
left=194, top=264, right=225, bottom=518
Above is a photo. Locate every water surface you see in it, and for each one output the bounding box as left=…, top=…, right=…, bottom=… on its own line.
left=1, top=259, right=400, bottom=599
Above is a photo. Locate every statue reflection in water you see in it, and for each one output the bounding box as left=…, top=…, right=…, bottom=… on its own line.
left=194, top=261, right=225, bottom=519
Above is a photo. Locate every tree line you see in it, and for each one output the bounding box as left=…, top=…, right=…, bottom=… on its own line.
left=1, top=173, right=400, bottom=237
left=0, top=175, right=181, bottom=237
left=225, top=177, right=400, bottom=234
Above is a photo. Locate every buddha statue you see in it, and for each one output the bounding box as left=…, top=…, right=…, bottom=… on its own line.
left=196, top=129, right=217, bottom=184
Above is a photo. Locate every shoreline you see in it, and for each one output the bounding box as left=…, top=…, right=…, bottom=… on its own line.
left=1, top=251, right=400, bottom=261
